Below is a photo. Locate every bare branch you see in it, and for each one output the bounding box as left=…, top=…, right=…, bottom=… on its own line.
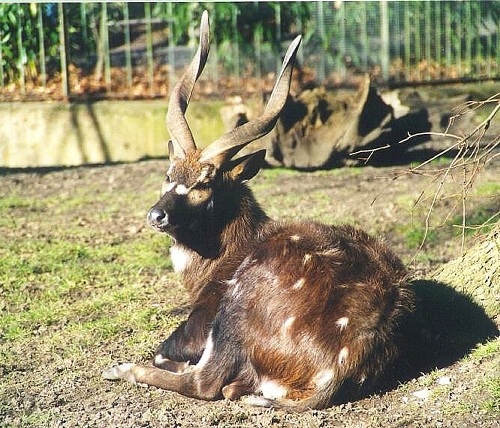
left=359, top=92, right=500, bottom=259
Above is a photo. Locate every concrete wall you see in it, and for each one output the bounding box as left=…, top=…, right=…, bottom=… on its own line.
left=0, top=100, right=225, bottom=168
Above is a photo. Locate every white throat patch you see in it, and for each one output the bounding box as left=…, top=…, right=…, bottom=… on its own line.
left=170, top=245, right=193, bottom=273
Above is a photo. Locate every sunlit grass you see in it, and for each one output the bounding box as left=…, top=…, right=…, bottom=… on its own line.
left=1, top=161, right=498, bottom=427
left=0, top=177, right=177, bottom=375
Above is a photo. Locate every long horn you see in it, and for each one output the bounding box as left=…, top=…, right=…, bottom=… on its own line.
left=200, top=35, right=302, bottom=168
left=166, top=10, right=210, bottom=156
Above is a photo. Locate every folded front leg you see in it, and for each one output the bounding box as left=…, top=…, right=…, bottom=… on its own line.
left=103, top=362, right=222, bottom=401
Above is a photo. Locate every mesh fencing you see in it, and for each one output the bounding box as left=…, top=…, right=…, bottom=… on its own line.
left=1, top=1, right=499, bottom=100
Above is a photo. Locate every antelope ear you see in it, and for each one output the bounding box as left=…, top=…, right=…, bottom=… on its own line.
left=226, top=150, right=266, bottom=183
left=168, top=140, right=186, bottom=160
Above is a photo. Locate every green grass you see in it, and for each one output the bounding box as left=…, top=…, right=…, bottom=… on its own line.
left=0, top=233, right=173, bottom=342
left=394, top=178, right=500, bottom=250
left=0, top=180, right=177, bottom=366
left=403, top=225, right=439, bottom=249
left=481, top=378, right=500, bottom=412
left=470, top=340, right=500, bottom=414
left=474, top=182, right=500, bottom=197
left=251, top=167, right=362, bottom=225
left=1, top=162, right=498, bottom=427
left=469, top=340, right=500, bottom=361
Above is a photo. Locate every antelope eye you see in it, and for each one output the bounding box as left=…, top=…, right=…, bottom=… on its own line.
left=193, top=181, right=210, bottom=190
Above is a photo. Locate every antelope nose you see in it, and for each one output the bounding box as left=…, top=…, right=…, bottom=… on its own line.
left=147, top=207, right=167, bottom=225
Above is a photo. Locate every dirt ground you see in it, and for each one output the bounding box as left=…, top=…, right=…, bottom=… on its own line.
left=1, top=84, right=499, bottom=427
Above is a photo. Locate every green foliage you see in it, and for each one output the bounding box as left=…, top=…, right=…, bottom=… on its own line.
left=404, top=225, right=438, bottom=249
left=0, top=4, right=36, bottom=82
left=0, top=2, right=311, bottom=87
left=2, top=1, right=500, bottom=90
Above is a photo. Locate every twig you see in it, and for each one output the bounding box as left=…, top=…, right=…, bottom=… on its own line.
left=359, top=93, right=500, bottom=261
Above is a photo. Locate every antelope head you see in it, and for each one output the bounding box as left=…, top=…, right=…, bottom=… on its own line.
left=147, top=11, right=301, bottom=246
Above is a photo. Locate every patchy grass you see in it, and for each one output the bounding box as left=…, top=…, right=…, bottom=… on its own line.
left=469, top=340, right=500, bottom=360
left=392, top=178, right=500, bottom=253
left=0, top=159, right=498, bottom=427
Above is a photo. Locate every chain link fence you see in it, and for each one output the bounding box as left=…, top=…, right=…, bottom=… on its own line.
left=1, top=1, right=499, bottom=100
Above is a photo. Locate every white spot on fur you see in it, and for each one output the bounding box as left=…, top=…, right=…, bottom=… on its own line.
left=290, top=235, right=301, bottom=241
left=303, top=254, right=312, bottom=265
left=170, top=245, right=192, bottom=273
left=175, top=184, right=189, bottom=195
left=260, top=379, right=288, bottom=400
left=292, top=278, right=305, bottom=290
left=336, top=317, right=349, bottom=331
left=162, top=181, right=177, bottom=195
left=281, top=316, right=296, bottom=337
left=313, top=369, right=334, bottom=388
left=228, top=278, right=241, bottom=297
left=338, top=347, right=349, bottom=365
left=317, top=248, right=341, bottom=257
left=154, top=354, right=169, bottom=366
left=195, top=332, right=214, bottom=369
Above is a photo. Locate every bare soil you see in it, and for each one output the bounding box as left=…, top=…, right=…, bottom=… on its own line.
left=1, top=84, right=499, bottom=427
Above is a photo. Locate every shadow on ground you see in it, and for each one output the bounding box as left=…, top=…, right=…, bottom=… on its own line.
left=399, top=279, right=498, bottom=374
left=336, top=279, right=499, bottom=404
left=385, top=280, right=496, bottom=397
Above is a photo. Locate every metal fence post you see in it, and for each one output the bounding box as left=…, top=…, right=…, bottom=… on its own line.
left=17, top=4, right=26, bottom=94
left=58, top=3, right=69, bottom=98
left=0, top=26, right=3, bottom=88
left=232, top=5, right=240, bottom=82
left=380, top=0, right=389, bottom=82
left=37, top=4, right=46, bottom=90
left=403, top=2, right=411, bottom=81
left=294, top=2, right=304, bottom=68
left=360, top=2, right=368, bottom=72
left=102, top=3, right=111, bottom=90
left=123, top=3, right=132, bottom=89
left=167, top=2, right=175, bottom=92
left=414, top=4, right=421, bottom=81
left=145, top=2, right=154, bottom=95
left=424, top=0, right=431, bottom=81
left=253, top=3, right=262, bottom=84
left=317, top=1, right=326, bottom=83
left=444, top=2, right=452, bottom=78
left=465, top=1, right=472, bottom=75
left=339, top=2, right=346, bottom=79
left=275, top=3, right=282, bottom=74
left=434, top=2, right=442, bottom=77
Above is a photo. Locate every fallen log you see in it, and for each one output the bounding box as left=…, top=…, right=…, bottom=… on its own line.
left=224, top=75, right=432, bottom=170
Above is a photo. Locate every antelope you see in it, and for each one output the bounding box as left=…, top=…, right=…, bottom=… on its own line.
left=103, top=11, right=414, bottom=411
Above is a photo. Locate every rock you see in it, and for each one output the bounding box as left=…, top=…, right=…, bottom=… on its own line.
left=413, top=388, right=430, bottom=400
left=437, top=376, right=451, bottom=386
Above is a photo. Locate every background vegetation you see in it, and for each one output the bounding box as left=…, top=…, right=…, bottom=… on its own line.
left=1, top=1, right=499, bottom=99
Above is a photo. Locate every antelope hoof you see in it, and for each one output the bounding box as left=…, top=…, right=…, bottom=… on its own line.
left=102, top=363, right=137, bottom=382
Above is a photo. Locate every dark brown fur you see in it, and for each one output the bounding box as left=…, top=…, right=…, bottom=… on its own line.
left=102, top=13, right=414, bottom=410
left=104, top=148, right=414, bottom=410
